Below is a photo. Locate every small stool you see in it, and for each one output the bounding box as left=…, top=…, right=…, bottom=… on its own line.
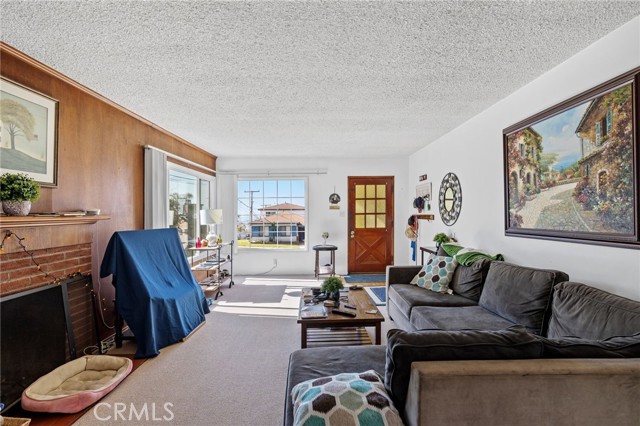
left=313, top=244, right=338, bottom=279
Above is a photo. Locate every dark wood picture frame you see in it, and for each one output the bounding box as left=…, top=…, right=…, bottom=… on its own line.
left=503, top=67, right=640, bottom=249
left=0, top=77, right=59, bottom=186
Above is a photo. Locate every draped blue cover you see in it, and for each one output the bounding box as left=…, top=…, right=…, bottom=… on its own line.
left=100, top=228, right=209, bottom=358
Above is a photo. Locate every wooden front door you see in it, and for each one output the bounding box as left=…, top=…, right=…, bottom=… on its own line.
left=348, top=176, right=394, bottom=273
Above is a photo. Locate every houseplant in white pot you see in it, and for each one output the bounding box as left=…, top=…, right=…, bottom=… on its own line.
left=0, top=173, right=41, bottom=216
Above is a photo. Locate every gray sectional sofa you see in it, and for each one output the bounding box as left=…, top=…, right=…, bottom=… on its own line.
left=284, top=260, right=640, bottom=426
left=386, top=260, right=569, bottom=335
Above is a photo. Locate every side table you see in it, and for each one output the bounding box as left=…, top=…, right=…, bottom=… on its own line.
left=420, top=246, right=438, bottom=265
left=312, top=244, right=337, bottom=279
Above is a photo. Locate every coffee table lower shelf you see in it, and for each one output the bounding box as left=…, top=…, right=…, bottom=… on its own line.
left=306, top=327, right=372, bottom=348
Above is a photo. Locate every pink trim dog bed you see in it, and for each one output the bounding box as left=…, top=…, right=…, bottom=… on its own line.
left=21, top=355, right=133, bottom=413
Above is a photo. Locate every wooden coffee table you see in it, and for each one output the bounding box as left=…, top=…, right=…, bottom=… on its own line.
left=297, top=287, right=385, bottom=349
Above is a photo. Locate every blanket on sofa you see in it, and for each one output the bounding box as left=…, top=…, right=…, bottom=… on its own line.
left=442, top=244, right=504, bottom=266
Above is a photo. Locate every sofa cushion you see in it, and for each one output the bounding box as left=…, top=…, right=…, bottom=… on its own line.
left=385, top=326, right=542, bottom=412
left=291, top=370, right=403, bottom=426
left=547, top=282, right=640, bottom=340
left=478, top=262, right=569, bottom=335
left=284, top=346, right=386, bottom=426
left=449, top=259, right=491, bottom=302
left=538, top=333, right=640, bottom=358
left=389, top=284, right=476, bottom=318
left=409, top=305, right=516, bottom=331
left=410, top=255, right=458, bottom=293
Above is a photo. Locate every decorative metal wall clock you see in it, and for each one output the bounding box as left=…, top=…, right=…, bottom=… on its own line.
left=439, top=173, right=462, bottom=226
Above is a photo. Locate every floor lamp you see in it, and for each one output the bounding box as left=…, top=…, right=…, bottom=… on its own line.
left=200, top=209, right=223, bottom=244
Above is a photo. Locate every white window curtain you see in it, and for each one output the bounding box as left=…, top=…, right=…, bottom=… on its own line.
left=144, top=147, right=168, bottom=229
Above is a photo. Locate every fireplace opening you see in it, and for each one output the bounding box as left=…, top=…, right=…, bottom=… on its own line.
left=0, top=274, right=97, bottom=413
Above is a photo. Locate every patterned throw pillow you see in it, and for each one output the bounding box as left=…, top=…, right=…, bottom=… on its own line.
left=291, top=370, right=403, bottom=426
left=410, top=255, right=458, bottom=293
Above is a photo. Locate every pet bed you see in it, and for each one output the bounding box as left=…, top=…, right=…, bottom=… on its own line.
left=21, top=355, right=132, bottom=413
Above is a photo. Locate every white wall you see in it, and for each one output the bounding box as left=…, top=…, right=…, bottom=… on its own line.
left=217, top=156, right=410, bottom=276
left=407, top=17, right=640, bottom=300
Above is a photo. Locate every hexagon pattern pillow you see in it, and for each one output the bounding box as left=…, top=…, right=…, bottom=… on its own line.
left=291, top=370, right=403, bottom=426
left=410, top=254, right=458, bottom=293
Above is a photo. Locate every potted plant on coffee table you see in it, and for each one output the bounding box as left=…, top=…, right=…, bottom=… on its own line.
left=0, top=173, right=41, bottom=216
left=321, top=276, right=344, bottom=307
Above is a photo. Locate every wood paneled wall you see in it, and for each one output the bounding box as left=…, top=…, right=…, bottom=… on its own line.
left=0, top=43, right=217, bottom=338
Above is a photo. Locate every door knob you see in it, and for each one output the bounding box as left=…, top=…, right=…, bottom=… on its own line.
left=350, top=230, right=355, bottom=239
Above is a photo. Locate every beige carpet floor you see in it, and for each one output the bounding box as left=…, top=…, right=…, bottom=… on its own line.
left=73, top=275, right=396, bottom=426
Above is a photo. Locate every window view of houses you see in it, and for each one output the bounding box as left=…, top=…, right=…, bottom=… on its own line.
left=168, top=169, right=212, bottom=248
left=507, top=82, right=634, bottom=235
left=237, top=179, right=306, bottom=249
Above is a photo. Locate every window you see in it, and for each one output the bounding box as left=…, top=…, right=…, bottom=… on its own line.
left=168, top=164, right=215, bottom=249
left=237, top=178, right=307, bottom=249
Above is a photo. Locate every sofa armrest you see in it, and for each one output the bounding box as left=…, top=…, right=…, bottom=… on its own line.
left=386, top=265, right=422, bottom=287
left=404, top=358, right=640, bottom=426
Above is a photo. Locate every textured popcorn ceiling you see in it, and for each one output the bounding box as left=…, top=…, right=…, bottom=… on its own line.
left=1, top=1, right=639, bottom=159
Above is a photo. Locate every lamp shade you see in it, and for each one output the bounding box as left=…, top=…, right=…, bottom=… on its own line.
left=200, top=209, right=223, bottom=225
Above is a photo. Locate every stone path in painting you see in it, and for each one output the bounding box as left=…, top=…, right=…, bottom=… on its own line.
left=517, top=181, right=580, bottom=229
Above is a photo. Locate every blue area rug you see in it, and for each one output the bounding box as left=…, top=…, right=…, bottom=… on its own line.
left=343, top=274, right=386, bottom=283
left=365, top=286, right=386, bottom=306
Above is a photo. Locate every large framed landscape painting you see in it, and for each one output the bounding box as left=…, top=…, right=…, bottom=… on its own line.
left=0, top=78, right=58, bottom=186
left=503, top=68, right=640, bottom=249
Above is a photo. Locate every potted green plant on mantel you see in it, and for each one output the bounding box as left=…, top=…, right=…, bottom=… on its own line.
left=321, top=276, right=344, bottom=307
left=0, top=173, right=41, bottom=216
left=433, top=232, right=451, bottom=251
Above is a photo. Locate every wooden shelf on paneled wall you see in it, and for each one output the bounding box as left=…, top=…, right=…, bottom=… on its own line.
left=0, top=214, right=110, bottom=229
left=414, top=214, right=434, bottom=221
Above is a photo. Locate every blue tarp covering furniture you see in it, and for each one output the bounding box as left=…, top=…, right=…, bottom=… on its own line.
left=100, top=228, right=210, bottom=358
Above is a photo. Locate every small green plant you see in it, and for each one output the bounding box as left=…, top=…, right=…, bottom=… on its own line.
left=0, top=173, right=41, bottom=201
left=321, top=276, right=344, bottom=294
left=433, top=232, right=451, bottom=245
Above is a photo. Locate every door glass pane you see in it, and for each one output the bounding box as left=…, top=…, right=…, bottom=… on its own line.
left=355, top=215, right=365, bottom=228
left=377, top=185, right=386, bottom=199
left=376, top=200, right=386, bottom=213
left=376, top=214, right=385, bottom=228
left=366, top=200, right=375, bottom=213
left=365, top=214, right=375, bottom=228
left=366, top=185, right=376, bottom=198
left=355, top=200, right=365, bottom=213
left=355, top=185, right=365, bottom=199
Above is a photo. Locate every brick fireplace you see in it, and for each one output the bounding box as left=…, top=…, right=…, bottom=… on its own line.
left=0, top=215, right=109, bottom=354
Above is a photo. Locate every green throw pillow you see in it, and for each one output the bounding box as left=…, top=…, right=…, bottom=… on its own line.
left=291, top=370, right=403, bottom=426
left=411, top=254, right=458, bottom=293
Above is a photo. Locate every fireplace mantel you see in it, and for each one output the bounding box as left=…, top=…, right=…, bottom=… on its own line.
left=0, top=214, right=110, bottom=229
left=1, top=214, right=110, bottom=296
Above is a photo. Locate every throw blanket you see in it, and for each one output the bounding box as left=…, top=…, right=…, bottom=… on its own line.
left=442, top=243, right=504, bottom=266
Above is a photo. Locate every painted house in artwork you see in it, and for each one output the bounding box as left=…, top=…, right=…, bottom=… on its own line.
left=250, top=202, right=306, bottom=244
left=572, top=84, right=634, bottom=234
left=575, top=96, right=614, bottom=194
left=507, top=127, right=543, bottom=208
